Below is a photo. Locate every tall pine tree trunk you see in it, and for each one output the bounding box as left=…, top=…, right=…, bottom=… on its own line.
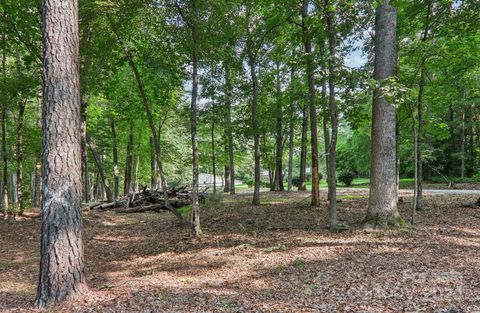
left=36, top=0, right=87, bottom=306
left=365, top=0, right=401, bottom=227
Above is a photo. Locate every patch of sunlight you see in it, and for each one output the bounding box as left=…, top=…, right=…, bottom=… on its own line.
left=101, top=217, right=140, bottom=226
left=0, top=281, right=32, bottom=293
left=92, top=235, right=146, bottom=243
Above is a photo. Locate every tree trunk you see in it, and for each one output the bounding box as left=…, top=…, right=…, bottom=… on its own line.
left=301, top=0, right=320, bottom=206
left=449, top=103, right=456, bottom=176
left=461, top=96, right=466, bottom=179
left=246, top=4, right=261, bottom=205
left=325, top=0, right=338, bottom=230
left=225, top=64, right=235, bottom=195
left=299, top=101, right=308, bottom=191
left=150, top=136, right=157, bottom=189
left=111, top=118, right=119, bottom=198
left=188, top=0, right=202, bottom=235
left=87, top=134, right=113, bottom=202
left=415, top=0, right=432, bottom=210
left=80, top=94, right=89, bottom=202
left=223, top=165, right=230, bottom=192
left=319, top=43, right=330, bottom=188
left=124, top=122, right=134, bottom=195
left=134, top=155, right=140, bottom=193
left=365, top=0, right=401, bottom=227
left=107, top=13, right=179, bottom=222
left=36, top=0, right=87, bottom=306
left=274, top=63, right=284, bottom=191
left=1, top=30, right=8, bottom=219
left=287, top=69, right=295, bottom=192
left=211, top=104, right=216, bottom=194
left=15, top=50, right=25, bottom=215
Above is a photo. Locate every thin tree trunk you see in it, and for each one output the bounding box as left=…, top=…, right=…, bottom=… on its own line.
left=461, top=93, right=466, bottom=179
left=124, top=122, right=134, bottom=195
left=299, top=101, right=308, bottom=191
left=150, top=136, right=157, bottom=189
left=211, top=103, right=216, bottom=194
left=87, top=134, right=113, bottom=202
left=415, top=0, right=432, bottom=210
left=365, top=0, right=401, bottom=227
left=287, top=69, right=295, bottom=192
left=36, top=0, right=87, bottom=306
left=187, top=0, right=202, bottom=235
left=319, top=43, right=330, bottom=187
left=15, top=50, right=25, bottom=215
left=301, top=0, right=320, bottom=206
left=223, top=165, right=230, bottom=192
left=274, top=63, right=284, bottom=191
left=325, top=0, right=338, bottom=230
left=225, top=64, right=235, bottom=195
left=1, top=29, right=8, bottom=219
left=80, top=94, right=89, bottom=202
left=107, top=13, right=181, bottom=223
left=134, top=155, right=140, bottom=193
left=111, top=118, right=119, bottom=199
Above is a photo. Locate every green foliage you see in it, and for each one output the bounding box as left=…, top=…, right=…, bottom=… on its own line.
left=338, top=171, right=356, bottom=187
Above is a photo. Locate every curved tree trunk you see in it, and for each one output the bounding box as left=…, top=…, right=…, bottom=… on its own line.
left=36, top=0, right=87, bottom=306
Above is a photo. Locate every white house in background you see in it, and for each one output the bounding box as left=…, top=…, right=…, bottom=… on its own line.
left=199, top=173, right=243, bottom=187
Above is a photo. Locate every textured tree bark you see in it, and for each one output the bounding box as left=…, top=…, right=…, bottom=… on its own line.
left=124, top=122, right=134, bottom=195
left=273, top=64, right=284, bottom=191
left=225, top=64, right=235, bottom=195
left=298, top=101, right=308, bottom=191
left=246, top=5, right=261, bottom=206
left=223, top=165, right=231, bottom=193
left=324, top=0, right=338, bottom=230
left=301, top=0, right=320, bottom=206
left=111, top=118, right=119, bottom=198
left=365, top=0, right=401, bottom=227
left=36, top=0, right=87, bottom=307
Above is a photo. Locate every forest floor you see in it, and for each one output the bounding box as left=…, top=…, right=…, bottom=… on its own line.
left=1, top=190, right=479, bottom=312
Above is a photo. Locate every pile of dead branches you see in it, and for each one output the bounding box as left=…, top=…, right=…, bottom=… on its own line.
left=89, top=186, right=206, bottom=217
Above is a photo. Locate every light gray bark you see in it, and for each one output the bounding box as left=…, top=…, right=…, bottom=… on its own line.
left=365, top=0, right=401, bottom=227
